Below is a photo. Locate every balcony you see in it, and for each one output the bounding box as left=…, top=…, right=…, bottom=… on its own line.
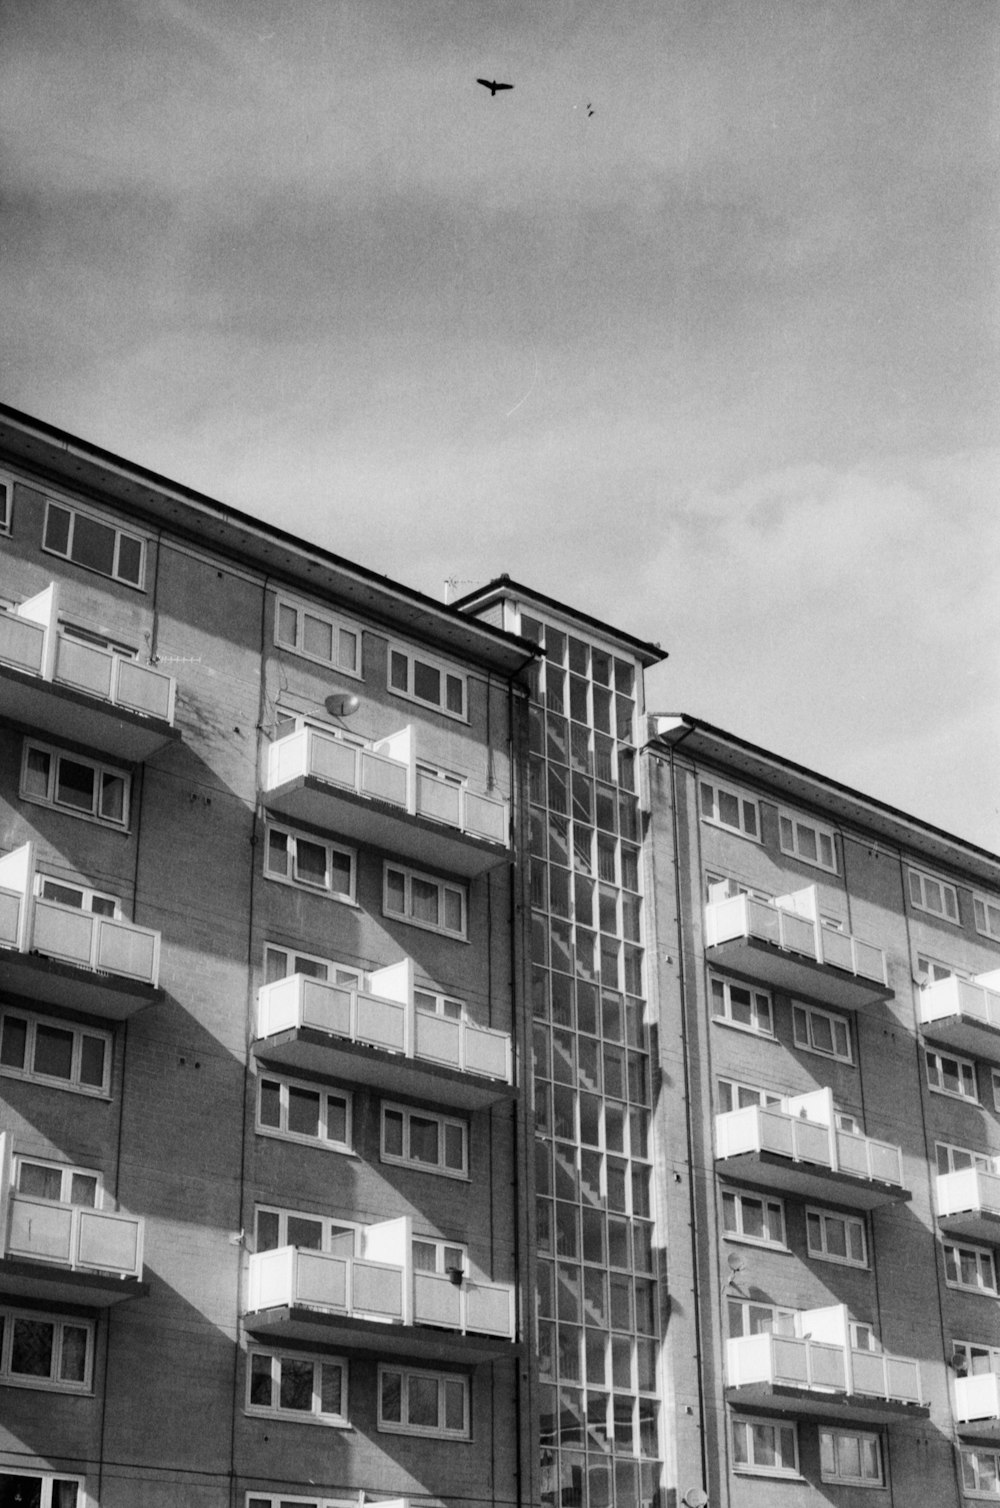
left=919, top=972, right=1000, bottom=1060
left=262, top=724, right=508, bottom=876
left=0, top=1137, right=146, bottom=1307
left=726, top=1304, right=926, bottom=1424
left=244, top=1217, right=515, bottom=1364
left=715, top=1088, right=909, bottom=1210
left=0, top=584, right=178, bottom=761
left=705, top=885, right=891, bottom=1011
left=955, top=1373, right=1000, bottom=1440
left=936, top=1167, right=1000, bottom=1244
left=0, top=842, right=161, bottom=1019
left=254, top=959, right=514, bottom=1111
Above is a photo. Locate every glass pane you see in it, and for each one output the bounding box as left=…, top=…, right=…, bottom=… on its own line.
left=100, top=772, right=126, bottom=822
left=0, top=1015, right=27, bottom=1069
left=445, top=675, right=464, bottom=714
left=69, top=1173, right=98, bottom=1207
left=409, top=1115, right=439, bottom=1163
left=23, top=746, right=50, bottom=798
left=328, top=850, right=353, bottom=896
left=413, top=660, right=441, bottom=704
left=287, top=1085, right=321, bottom=1137
left=381, top=1370, right=402, bottom=1421
left=286, top=1216, right=323, bottom=1249
left=71, top=513, right=116, bottom=575
left=295, top=839, right=327, bottom=887
left=276, top=603, right=297, bottom=645
left=444, top=1377, right=466, bottom=1430
left=325, top=1095, right=348, bottom=1143
left=408, top=1373, right=439, bottom=1426
left=389, top=650, right=408, bottom=690
left=11, top=1317, right=54, bottom=1376
left=249, top=1352, right=273, bottom=1405
left=255, top=1210, right=280, bottom=1250
left=444, top=1122, right=465, bottom=1169
left=259, top=1080, right=281, bottom=1127
left=302, top=614, right=332, bottom=661
left=18, top=1162, right=62, bottom=1200
left=54, top=758, right=95, bottom=812
left=117, top=533, right=143, bottom=584
left=411, top=878, right=439, bottom=924
left=321, top=1362, right=343, bottom=1414
left=44, top=502, right=72, bottom=553
left=444, top=888, right=463, bottom=932
left=385, top=868, right=405, bottom=914
left=33, top=1023, right=74, bottom=1080
left=60, top=1325, right=89, bottom=1382
left=385, top=1108, right=405, bottom=1156
left=279, top=1357, right=314, bottom=1410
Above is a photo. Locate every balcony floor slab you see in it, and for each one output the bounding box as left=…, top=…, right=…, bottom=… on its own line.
left=0, top=950, right=162, bottom=1021
left=707, top=937, right=893, bottom=1012
left=938, top=1209, right=1000, bottom=1244
left=958, top=1418, right=1000, bottom=1443
left=0, top=1257, right=148, bottom=1308
left=717, top=1151, right=911, bottom=1211
left=725, top=1385, right=928, bottom=1424
left=252, top=1029, right=515, bottom=1110
left=921, top=1017, right=1000, bottom=1062
left=244, top=1304, right=516, bottom=1363
left=265, top=776, right=507, bottom=877
left=0, top=661, right=179, bottom=762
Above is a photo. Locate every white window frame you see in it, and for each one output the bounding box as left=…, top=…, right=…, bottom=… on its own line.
left=731, top=1414, right=799, bottom=1477
left=246, top=1345, right=348, bottom=1426
left=710, top=975, right=773, bottom=1037
left=246, top=1497, right=356, bottom=1508
left=908, top=866, right=960, bottom=924
left=699, top=778, right=760, bottom=841
left=721, top=1188, right=786, bottom=1248
left=0, top=1305, right=95, bottom=1394
left=256, top=1072, right=352, bottom=1153
left=0, top=1007, right=111, bottom=1098
left=926, top=1046, right=978, bottom=1102
left=388, top=643, right=468, bottom=721
left=819, top=1427, right=884, bottom=1486
left=717, top=1078, right=782, bottom=1115
left=805, top=1206, right=868, bottom=1268
left=42, top=496, right=146, bottom=588
left=273, top=594, right=362, bottom=678
left=414, top=986, right=464, bottom=1020
left=412, top=1235, right=468, bottom=1276
left=727, top=1299, right=797, bottom=1338
left=917, top=953, right=968, bottom=986
left=778, top=809, right=837, bottom=873
left=254, top=1206, right=361, bottom=1255
left=954, top=1339, right=1000, bottom=1376
left=381, top=1101, right=469, bottom=1180
left=961, top=1446, right=1000, bottom=1498
left=377, top=1362, right=470, bottom=1439
left=383, top=862, right=467, bottom=940
left=21, top=739, right=131, bottom=830
left=0, top=470, right=13, bottom=535
left=264, top=822, right=356, bottom=904
left=0, top=1471, right=85, bottom=1508
left=263, top=943, right=362, bottom=987
left=937, top=1141, right=993, bottom=1176
left=34, top=873, right=119, bottom=917
left=944, top=1240, right=998, bottom=1296
left=706, top=873, right=772, bottom=903
left=974, top=893, right=1000, bottom=943
left=792, top=1001, right=853, bottom=1064
left=14, top=1156, right=103, bottom=1209
left=992, top=1070, right=1000, bottom=1115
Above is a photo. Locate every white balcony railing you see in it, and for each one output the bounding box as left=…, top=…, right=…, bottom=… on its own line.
left=0, top=844, right=160, bottom=988
left=0, top=584, right=175, bottom=724
left=920, top=977, right=1000, bottom=1036
left=263, top=724, right=508, bottom=847
left=956, top=1372, right=1000, bottom=1425
left=716, top=1088, right=904, bottom=1188
left=257, top=966, right=512, bottom=1084
left=5, top=1192, right=144, bottom=1278
left=247, top=1244, right=515, bottom=1339
left=705, top=886, right=887, bottom=986
left=937, top=1166, right=1000, bottom=1222
left=727, top=1305, right=922, bottom=1406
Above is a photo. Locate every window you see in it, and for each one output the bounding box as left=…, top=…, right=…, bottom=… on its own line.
left=414, top=987, right=464, bottom=1020
left=255, top=1206, right=360, bottom=1255
left=257, top=1074, right=352, bottom=1152
left=14, top=1157, right=101, bottom=1208
left=264, top=943, right=362, bottom=986
left=954, top=1340, right=1000, bottom=1376
left=731, top=1415, right=798, bottom=1477
left=792, top=1002, right=852, bottom=1063
left=35, top=875, right=118, bottom=916
left=962, top=1447, right=1000, bottom=1497
left=908, top=866, right=960, bottom=923
left=273, top=595, right=361, bottom=677
left=381, top=1102, right=468, bottom=1178
left=0, top=1008, right=111, bottom=1096
left=247, top=1347, right=347, bottom=1425
left=779, top=810, right=837, bottom=872
left=806, top=1207, right=868, bottom=1267
left=388, top=645, right=467, bottom=720
left=21, top=741, right=130, bottom=828
left=699, top=779, right=759, bottom=840
left=706, top=873, right=772, bottom=903
left=917, top=953, right=967, bottom=985
left=717, top=1079, right=782, bottom=1115
left=926, top=1047, right=978, bottom=1101
left=722, top=1189, right=785, bottom=1247
left=43, top=498, right=144, bottom=587
left=710, top=976, right=773, bottom=1036
left=0, top=1472, right=83, bottom=1508
left=993, top=1070, right=1000, bottom=1115
left=0, top=471, right=12, bottom=534
left=937, top=1142, right=993, bottom=1176
left=819, top=1428, right=883, bottom=1486
left=378, top=1363, right=470, bottom=1438
left=0, top=1306, right=94, bottom=1393
left=728, top=1300, right=796, bottom=1337
left=412, top=1236, right=467, bottom=1275
left=247, top=1498, right=354, bottom=1508
left=264, top=823, right=355, bottom=903
left=975, top=893, right=1000, bottom=942
left=383, top=863, right=467, bottom=940
left=944, top=1241, right=998, bottom=1295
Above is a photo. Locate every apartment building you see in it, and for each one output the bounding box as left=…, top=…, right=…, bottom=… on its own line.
left=647, top=714, right=1000, bottom=1508
left=0, top=405, right=536, bottom=1508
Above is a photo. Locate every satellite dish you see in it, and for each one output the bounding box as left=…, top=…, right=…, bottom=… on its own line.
left=324, top=693, right=361, bottom=717
left=683, top=1490, right=709, bottom=1508
left=726, top=1252, right=746, bottom=1272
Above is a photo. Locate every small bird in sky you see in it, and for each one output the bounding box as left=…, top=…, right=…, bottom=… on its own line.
left=477, top=78, right=513, bottom=96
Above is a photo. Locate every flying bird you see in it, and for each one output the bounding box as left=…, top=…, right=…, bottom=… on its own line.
left=477, top=78, right=513, bottom=96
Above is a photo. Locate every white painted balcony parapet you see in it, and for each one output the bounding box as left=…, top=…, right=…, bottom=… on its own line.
left=0, top=584, right=176, bottom=726
left=956, top=1372, right=1000, bottom=1427
left=920, top=975, right=1000, bottom=1045
left=257, top=960, right=512, bottom=1085
left=936, top=1167, right=1000, bottom=1243
left=726, top=1304, right=922, bottom=1408
left=4, top=1191, right=144, bottom=1278
left=263, top=723, right=508, bottom=849
left=705, top=884, right=887, bottom=987
left=716, top=1087, right=905, bottom=1190
left=0, top=843, right=160, bottom=990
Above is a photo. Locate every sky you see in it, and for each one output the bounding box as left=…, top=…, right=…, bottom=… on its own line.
left=2, top=0, right=999, bottom=848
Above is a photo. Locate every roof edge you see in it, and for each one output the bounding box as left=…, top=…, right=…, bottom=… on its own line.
left=452, top=574, right=667, bottom=667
